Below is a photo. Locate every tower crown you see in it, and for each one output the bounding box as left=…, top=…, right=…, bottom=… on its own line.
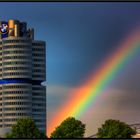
left=0, top=19, right=34, bottom=39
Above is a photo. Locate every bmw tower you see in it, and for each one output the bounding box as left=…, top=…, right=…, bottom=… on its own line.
left=0, top=19, right=46, bottom=136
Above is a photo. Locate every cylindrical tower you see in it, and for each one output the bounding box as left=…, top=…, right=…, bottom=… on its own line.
left=1, top=37, right=32, bottom=134
left=32, top=40, right=46, bottom=133
left=0, top=20, right=46, bottom=137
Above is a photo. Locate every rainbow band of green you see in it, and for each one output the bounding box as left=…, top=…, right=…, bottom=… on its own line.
left=73, top=38, right=140, bottom=117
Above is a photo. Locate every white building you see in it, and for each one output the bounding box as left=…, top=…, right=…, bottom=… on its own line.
left=0, top=19, right=46, bottom=137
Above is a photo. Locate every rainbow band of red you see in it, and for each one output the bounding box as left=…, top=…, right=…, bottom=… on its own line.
left=47, top=29, right=140, bottom=137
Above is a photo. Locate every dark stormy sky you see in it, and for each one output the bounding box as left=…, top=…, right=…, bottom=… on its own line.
left=1, top=2, right=140, bottom=136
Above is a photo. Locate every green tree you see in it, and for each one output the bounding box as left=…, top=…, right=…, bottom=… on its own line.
left=50, top=117, right=86, bottom=138
left=5, top=117, right=46, bottom=138
left=97, top=119, right=136, bottom=138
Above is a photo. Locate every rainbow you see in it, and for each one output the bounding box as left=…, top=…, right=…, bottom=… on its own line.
left=47, top=29, right=140, bottom=137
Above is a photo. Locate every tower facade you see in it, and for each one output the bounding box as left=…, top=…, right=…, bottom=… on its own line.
left=0, top=20, right=46, bottom=136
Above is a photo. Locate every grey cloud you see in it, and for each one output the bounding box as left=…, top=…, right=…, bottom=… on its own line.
left=79, top=87, right=140, bottom=136
left=47, top=85, right=77, bottom=111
